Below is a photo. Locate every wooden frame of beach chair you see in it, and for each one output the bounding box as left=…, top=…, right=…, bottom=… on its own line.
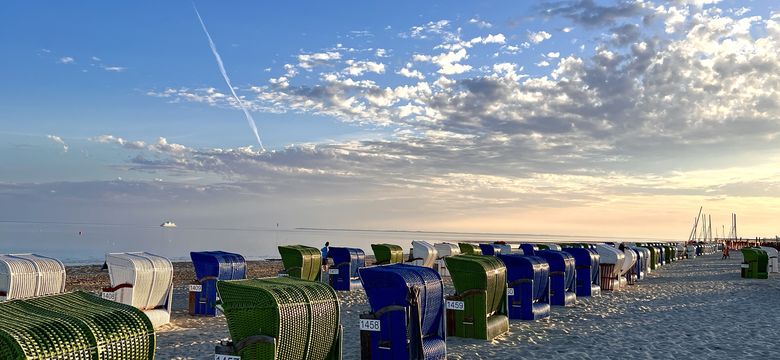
left=0, top=253, right=66, bottom=301
left=103, top=252, right=174, bottom=328
left=433, top=243, right=460, bottom=277
left=216, top=277, right=342, bottom=360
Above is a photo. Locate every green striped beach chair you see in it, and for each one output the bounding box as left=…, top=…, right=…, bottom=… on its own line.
left=278, top=245, right=322, bottom=281
left=370, top=243, right=404, bottom=265
left=444, top=254, right=508, bottom=340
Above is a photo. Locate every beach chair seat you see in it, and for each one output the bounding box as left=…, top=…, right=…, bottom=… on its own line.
left=535, top=250, right=576, bottom=306
left=371, top=244, right=404, bottom=265
left=103, top=252, right=173, bottom=328
left=433, top=243, right=460, bottom=277
left=595, top=245, right=624, bottom=291
left=0, top=291, right=155, bottom=360
left=562, top=247, right=600, bottom=297
left=759, top=247, right=779, bottom=273
left=0, top=254, right=66, bottom=301
left=189, top=251, right=247, bottom=316
left=278, top=245, right=321, bottom=281
left=457, top=243, right=482, bottom=255
left=444, top=255, right=508, bottom=340
left=496, top=254, right=550, bottom=320
left=359, top=264, right=445, bottom=360
left=216, top=277, right=342, bottom=360
left=410, top=241, right=437, bottom=268
left=519, top=244, right=539, bottom=257
left=478, top=244, right=503, bottom=256
left=328, top=247, right=365, bottom=291
left=741, top=248, right=769, bottom=279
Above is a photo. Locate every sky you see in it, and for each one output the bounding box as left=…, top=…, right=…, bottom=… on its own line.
left=2, top=0, right=780, bottom=240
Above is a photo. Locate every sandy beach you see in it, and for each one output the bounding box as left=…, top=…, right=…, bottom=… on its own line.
left=64, top=253, right=780, bottom=359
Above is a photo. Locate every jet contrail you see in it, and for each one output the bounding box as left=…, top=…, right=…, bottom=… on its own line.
left=193, top=4, right=265, bottom=151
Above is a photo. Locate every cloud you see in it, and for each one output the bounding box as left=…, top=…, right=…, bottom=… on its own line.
left=298, top=51, right=342, bottom=70
left=397, top=64, right=426, bottom=80
left=468, top=18, right=493, bottom=28
left=541, top=0, right=648, bottom=28
left=46, top=135, right=68, bottom=152
left=343, top=60, right=385, bottom=76
left=102, top=66, right=127, bottom=72
left=528, top=30, right=552, bottom=44
left=90, top=135, right=146, bottom=149
left=58, top=56, right=75, bottom=64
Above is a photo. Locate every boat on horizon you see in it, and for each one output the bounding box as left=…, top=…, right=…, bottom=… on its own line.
left=160, top=221, right=177, bottom=228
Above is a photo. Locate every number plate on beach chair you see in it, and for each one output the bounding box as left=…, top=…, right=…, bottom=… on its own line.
left=360, top=319, right=381, bottom=331
left=741, top=264, right=750, bottom=268
left=329, top=268, right=339, bottom=275
left=189, top=284, right=203, bottom=292
left=506, top=287, right=515, bottom=296
left=214, top=355, right=240, bottom=360
left=446, top=300, right=465, bottom=310
left=101, top=292, right=116, bottom=301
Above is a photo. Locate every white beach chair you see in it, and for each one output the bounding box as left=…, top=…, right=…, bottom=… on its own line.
left=595, top=245, right=625, bottom=291
left=410, top=241, right=438, bottom=268
left=619, top=246, right=637, bottom=287
left=433, top=242, right=460, bottom=277
left=760, top=247, right=779, bottom=273
left=104, top=252, right=174, bottom=328
left=0, top=254, right=66, bottom=301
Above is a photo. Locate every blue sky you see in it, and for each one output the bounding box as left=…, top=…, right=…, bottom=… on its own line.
left=2, top=0, right=780, bottom=239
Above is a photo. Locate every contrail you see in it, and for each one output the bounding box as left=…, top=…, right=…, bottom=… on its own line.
left=193, top=4, right=265, bottom=151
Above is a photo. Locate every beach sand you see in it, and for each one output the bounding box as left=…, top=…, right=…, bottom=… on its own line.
left=65, top=253, right=780, bottom=359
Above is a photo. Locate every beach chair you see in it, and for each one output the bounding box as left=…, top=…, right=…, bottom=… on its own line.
left=371, top=244, right=404, bottom=265
left=103, top=252, right=173, bottom=328
left=328, top=247, right=365, bottom=291
left=0, top=254, right=66, bottom=301
left=686, top=245, right=697, bottom=259
left=759, top=247, right=779, bottom=273
left=433, top=243, right=460, bottom=277
left=410, top=241, right=437, bottom=268
left=629, top=246, right=650, bottom=280
left=520, top=244, right=539, bottom=257
left=494, top=243, right=513, bottom=254
left=663, top=245, right=674, bottom=264
left=535, top=250, right=576, bottom=306
left=0, top=291, right=156, bottom=359
left=443, top=255, right=508, bottom=340
left=562, top=247, right=601, bottom=297
left=740, top=248, right=769, bottom=279
left=619, top=247, right=637, bottom=287
left=457, top=243, right=482, bottom=255
left=216, top=277, right=342, bottom=360
left=189, top=251, right=247, bottom=316
left=278, top=245, right=322, bottom=281
left=478, top=243, right=503, bottom=256
left=595, top=245, right=624, bottom=291
left=359, top=264, right=445, bottom=360
left=496, top=254, right=550, bottom=320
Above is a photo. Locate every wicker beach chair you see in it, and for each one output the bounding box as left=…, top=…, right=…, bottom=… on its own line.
left=359, top=264, right=446, bottom=359
left=103, top=252, right=173, bottom=328
left=433, top=243, right=460, bottom=277
left=595, top=245, right=624, bottom=291
left=629, top=246, right=650, bottom=280
left=0, top=254, right=66, bottom=301
left=478, top=243, right=503, bottom=256
left=371, top=244, right=404, bottom=265
left=519, top=244, right=539, bottom=257
left=443, top=255, right=508, bottom=340
left=327, top=247, right=365, bottom=291
left=535, top=250, right=577, bottom=306
left=0, top=291, right=155, bottom=360
left=759, top=247, right=779, bottom=273
left=618, top=246, right=637, bottom=287
left=562, top=247, right=601, bottom=297
left=189, top=251, right=247, bottom=316
left=278, top=245, right=321, bottom=281
left=496, top=254, right=550, bottom=320
left=216, top=277, right=342, bottom=360
left=457, top=243, right=482, bottom=255
left=741, top=248, right=769, bottom=279
left=409, top=241, right=437, bottom=268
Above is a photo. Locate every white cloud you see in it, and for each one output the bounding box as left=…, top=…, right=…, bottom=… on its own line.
left=528, top=31, right=552, bottom=44
left=298, top=51, right=342, bottom=70
left=468, top=18, right=493, bottom=28
left=58, top=56, right=75, bottom=64
left=398, top=64, right=426, bottom=80
left=547, top=52, right=560, bottom=58
left=102, top=66, right=127, bottom=72
left=343, top=60, right=386, bottom=76
left=417, top=48, right=472, bottom=75
left=46, top=135, right=68, bottom=152
left=535, top=60, right=551, bottom=67
left=562, top=27, right=574, bottom=33
left=469, top=33, right=506, bottom=45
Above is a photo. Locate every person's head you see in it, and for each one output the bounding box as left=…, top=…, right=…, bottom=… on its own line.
left=325, top=241, right=330, bottom=247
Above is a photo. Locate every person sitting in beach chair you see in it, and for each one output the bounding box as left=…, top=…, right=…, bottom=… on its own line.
left=359, top=264, right=446, bottom=360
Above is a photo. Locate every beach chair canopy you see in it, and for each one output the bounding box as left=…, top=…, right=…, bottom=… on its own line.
left=0, top=291, right=155, bottom=360
left=191, top=251, right=246, bottom=281
left=0, top=254, right=65, bottom=301
left=217, top=277, right=341, bottom=360
left=105, top=252, right=173, bottom=311
left=519, top=244, right=539, bottom=257
left=412, top=241, right=438, bottom=268
left=359, top=264, right=445, bottom=359
left=434, top=243, right=460, bottom=258
left=478, top=243, right=503, bottom=256
left=278, top=245, right=321, bottom=281
left=458, top=243, right=482, bottom=255
left=371, top=243, right=404, bottom=265
left=595, top=245, right=625, bottom=267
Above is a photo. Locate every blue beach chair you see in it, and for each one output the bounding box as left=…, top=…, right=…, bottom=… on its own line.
left=359, top=264, right=445, bottom=360
left=519, top=244, right=539, bottom=257
left=561, top=247, right=600, bottom=297
left=328, top=247, right=366, bottom=291
left=535, top=250, right=576, bottom=306
left=189, top=251, right=247, bottom=316
left=478, top=243, right=503, bottom=256
left=496, top=254, right=550, bottom=320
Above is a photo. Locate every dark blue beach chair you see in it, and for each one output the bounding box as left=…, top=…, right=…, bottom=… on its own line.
left=359, top=264, right=446, bottom=360
left=535, top=250, right=576, bottom=306
left=632, top=248, right=646, bottom=281
left=328, top=247, right=366, bottom=291
left=496, top=254, right=550, bottom=320
left=562, top=247, right=600, bottom=297
left=478, top=243, right=503, bottom=256
left=189, top=251, right=247, bottom=316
